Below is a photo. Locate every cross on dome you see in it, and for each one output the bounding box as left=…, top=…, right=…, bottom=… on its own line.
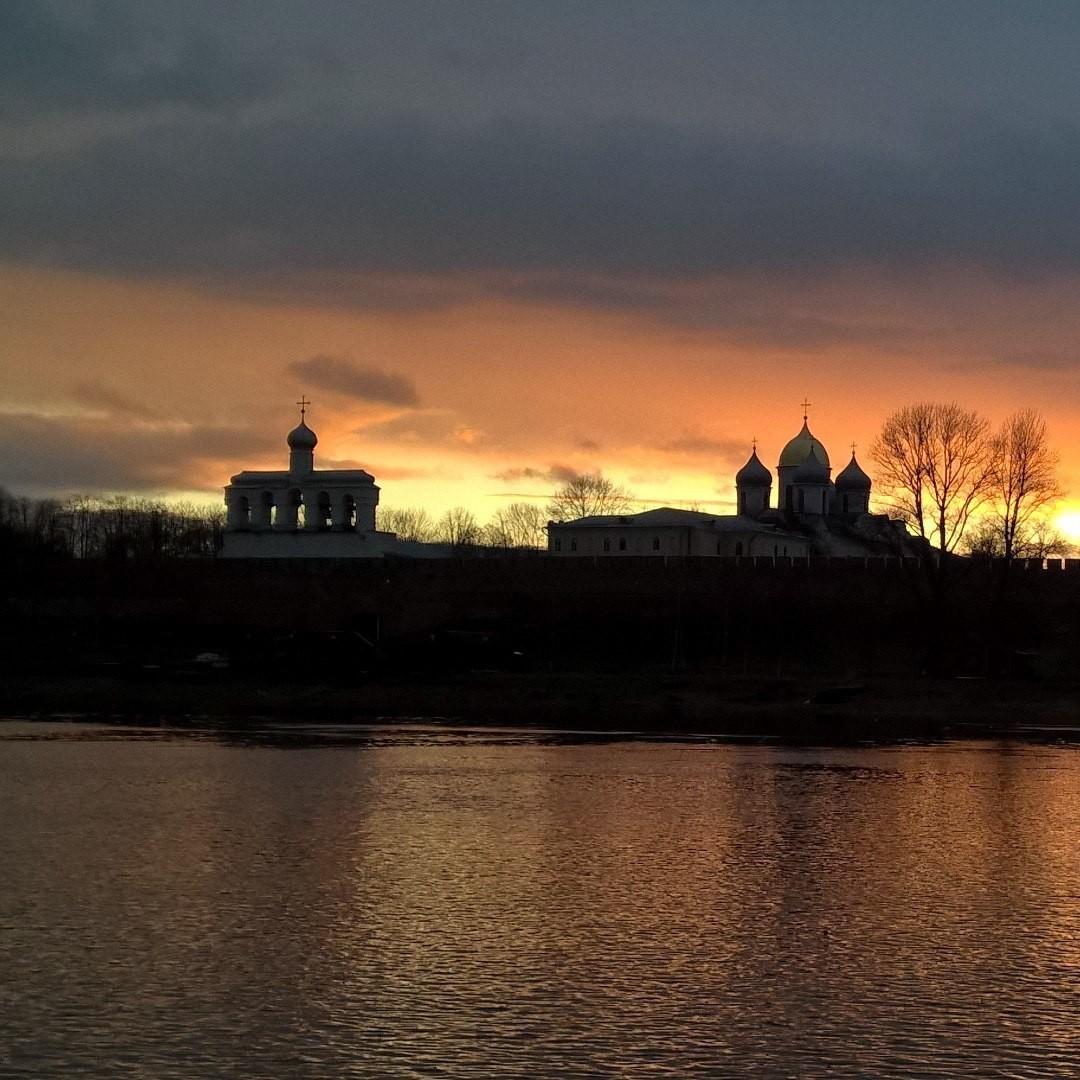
left=296, top=395, right=311, bottom=421
left=801, top=398, right=812, bottom=421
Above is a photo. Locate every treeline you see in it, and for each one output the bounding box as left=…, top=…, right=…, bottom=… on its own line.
left=0, top=490, right=225, bottom=558
left=378, top=501, right=548, bottom=549
left=0, top=489, right=551, bottom=558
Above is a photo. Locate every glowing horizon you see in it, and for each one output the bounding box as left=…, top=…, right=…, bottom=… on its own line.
left=3, top=5, right=1080, bottom=539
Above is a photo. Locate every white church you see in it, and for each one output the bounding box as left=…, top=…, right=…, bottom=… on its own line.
left=547, top=410, right=909, bottom=559
left=221, top=401, right=435, bottom=558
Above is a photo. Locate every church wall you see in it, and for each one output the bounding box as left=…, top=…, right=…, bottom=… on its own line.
left=548, top=523, right=811, bottom=559
left=549, top=525, right=693, bottom=556
left=776, top=465, right=796, bottom=510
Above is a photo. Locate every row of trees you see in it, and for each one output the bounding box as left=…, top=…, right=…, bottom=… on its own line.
left=870, top=405, right=1065, bottom=565
left=379, top=502, right=549, bottom=549
left=1, top=473, right=633, bottom=559
left=870, top=403, right=1068, bottom=676
left=0, top=490, right=225, bottom=558
left=379, top=473, right=639, bottom=549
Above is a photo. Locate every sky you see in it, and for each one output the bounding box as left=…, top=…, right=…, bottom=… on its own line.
left=4, top=0, right=1080, bottom=528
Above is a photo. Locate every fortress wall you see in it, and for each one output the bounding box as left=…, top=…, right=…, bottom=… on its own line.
left=4, top=554, right=1080, bottom=679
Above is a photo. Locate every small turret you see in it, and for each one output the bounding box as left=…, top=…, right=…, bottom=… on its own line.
left=835, top=452, right=871, bottom=514
left=735, top=446, right=772, bottom=516
left=288, top=398, right=317, bottom=477
left=791, top=446, right=830, bottom=515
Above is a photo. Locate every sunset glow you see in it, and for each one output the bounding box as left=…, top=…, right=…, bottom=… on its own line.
left=3, top=4, right=1080, bottom=522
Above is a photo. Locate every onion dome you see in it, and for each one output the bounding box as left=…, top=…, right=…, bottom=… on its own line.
left=735, top=448, right=772, bottom=486
left=287, top=420, right=318, bottom=451
left=792, top=445, right=829, bottom=484
left=835, top=452, right=871, bottom=490
left=778, top=420, right=830, bottom=469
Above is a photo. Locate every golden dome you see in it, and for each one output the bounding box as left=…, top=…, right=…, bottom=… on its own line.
left=778, top=421, right=829, bottom=468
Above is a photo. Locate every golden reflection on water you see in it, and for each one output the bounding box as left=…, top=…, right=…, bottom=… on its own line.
left=3, top=733, right=1080, bottom=1076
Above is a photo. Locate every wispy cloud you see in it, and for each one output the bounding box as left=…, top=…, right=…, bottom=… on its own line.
left=290, top=355, right=420, bottom=407
left=491, top=463, right=579, bottom=485
left=71, top=380, right=160, bottom=420
left=0, top=409, right=277, bottom=494
left=657, top=434, right=746, bottom=459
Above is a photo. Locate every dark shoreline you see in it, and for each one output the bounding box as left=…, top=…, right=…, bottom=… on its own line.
left=4, top=669, right=1079, bottom=745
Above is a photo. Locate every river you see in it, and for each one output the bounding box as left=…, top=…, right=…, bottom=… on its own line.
left=2, top=722, right=1079, bottom=1077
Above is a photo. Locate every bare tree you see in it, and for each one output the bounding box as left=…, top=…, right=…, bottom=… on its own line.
left=962, top=516, right=1072, bottom=561
left=987, top=409, right=1063, bottom=563
left=871, top=402, right=992, bottom=556
left=546, top=472, right=636, bottom=521
left=378, top=506, right=437, bottom=543
left=483, top=501, right=548, bottom=548
left=436, top=506, right=481, bottom=547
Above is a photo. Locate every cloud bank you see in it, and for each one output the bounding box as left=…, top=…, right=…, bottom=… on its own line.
left=289, top=355, right=420, bottom=406
left=5, top=113, right=1080, bottom=300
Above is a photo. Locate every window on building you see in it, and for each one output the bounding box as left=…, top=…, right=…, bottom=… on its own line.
left=553, top=538, right=562, bottom=551
left=735, top=541, right=744, bottom=557
left=716, top=541, right=722, bottom=555
left=652, top=536, right=660, bottom=550
left=603, top=538, right=610, bottom=552
left=570, top=538, right=577, bottom=552
left=619, top=537, right=627, bottom=551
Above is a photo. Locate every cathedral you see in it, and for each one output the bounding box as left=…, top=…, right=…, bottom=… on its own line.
left=547, top=411, right=909, bottom=559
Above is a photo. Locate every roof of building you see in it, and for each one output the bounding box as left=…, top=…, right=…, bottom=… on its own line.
left=550, top=507, right=801, bottom=535
left=735, top=448, right=772, bottom=486
left=778, top=420, right=830, bottom=468
left=287, top=420, right=318, bottom=450
left=835, top=452, right=872, bottom=490
left=229, top=468, right=374, bottom=487
left=792, top=445, right=830, bottom=484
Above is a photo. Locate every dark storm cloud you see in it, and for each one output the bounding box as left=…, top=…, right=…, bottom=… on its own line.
left=6, top=110, right=1080, bottom=298
left=0, top=411, right=279, bottom=493
left=0, top=0, right=281, bottom=120
left=289, top=355, right=420, bottom=407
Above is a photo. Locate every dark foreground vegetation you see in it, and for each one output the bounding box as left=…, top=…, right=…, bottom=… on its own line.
left=3, top=554, right=1079, bottom=741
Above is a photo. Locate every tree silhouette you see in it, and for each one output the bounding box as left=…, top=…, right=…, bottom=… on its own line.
left=871, top=402, right=992, bottom=558
left=546, top=472, right=636, bottom=521
left=987, top=409, right=1063, bottom=563
left=484, top=501, right=547, bottom=548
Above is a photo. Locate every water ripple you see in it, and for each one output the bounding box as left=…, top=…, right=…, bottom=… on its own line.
left=2, top=735, right=1080, bottom=1076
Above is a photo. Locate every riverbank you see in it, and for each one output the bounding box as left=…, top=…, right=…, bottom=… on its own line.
left=3, top=668, right=1077, bottom=742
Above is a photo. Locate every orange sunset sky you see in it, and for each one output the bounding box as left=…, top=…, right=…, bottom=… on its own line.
left=3, top=3, right=1080, bottom=534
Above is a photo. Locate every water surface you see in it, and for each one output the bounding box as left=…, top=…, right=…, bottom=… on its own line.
left=2, top=722, right=1079, bottom=1077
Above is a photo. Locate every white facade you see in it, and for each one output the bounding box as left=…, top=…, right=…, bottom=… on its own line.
left=548, top=509, right=811, bottom=559
left=222, top=410, right=408, bottom=558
